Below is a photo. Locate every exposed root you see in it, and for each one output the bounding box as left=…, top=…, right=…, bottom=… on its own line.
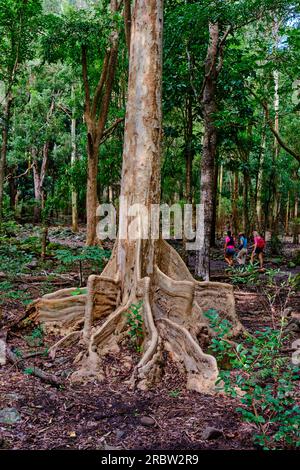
left=24, top=240, right=244, bottom=394
left=158, top=318, right=218, bottom=393
left=83, top=273, right=121, bottom=343
left=48, top=331, right=83, bottom=360
left=24, top=287, right=87, bottom=335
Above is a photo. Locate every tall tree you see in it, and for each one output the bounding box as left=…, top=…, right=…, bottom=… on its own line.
left=29, top=0, right=241, bottom=394
left=196, top=21, right=229, bottom=280
left=42, top=1, right=125, bottom=244
left=0, top=0, right=41, bottom=222
left=83, top=0, right=122, bottom=245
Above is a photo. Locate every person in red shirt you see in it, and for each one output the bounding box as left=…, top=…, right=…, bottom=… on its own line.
left=224, top=230, right=235, bottom=266
left=250, top=230, right=265, bottom=269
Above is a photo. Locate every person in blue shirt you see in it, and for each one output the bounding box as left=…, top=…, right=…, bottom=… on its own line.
left=236, top=232, right=248, bottom=265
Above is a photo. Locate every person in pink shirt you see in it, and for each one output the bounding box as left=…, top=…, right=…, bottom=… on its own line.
left=250, top=230, right=265, bottom=269
left=224, top=230, right=235, bottom=266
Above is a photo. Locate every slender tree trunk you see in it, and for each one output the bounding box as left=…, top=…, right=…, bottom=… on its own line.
left=32, top=148, right=42, bottom=223
left=84, top=0, right=120, bottom=246
left=0, top=93, right=12, bottom=223
left=86, top=141, right=99, bottom=244
left=243, top=170, right=250, bottom=235
left=232, top=171, right=239, bottom=236
left=32, top=143, right=49, bottom=223
left=108, top=186, right=113, bottom=203
left=196, top=23, right=219, bottom=281
left=293, top=195, right=299, bottom=243
left=210, top=159, right=219, bottom=246
left=217, top=163, right=223, bottom=235
left=185, top=92, right=193, bottom=203
left=256, top=121, right=266, bottom=231
left=71, top=86, right=78, bottom=232
left=271, top=68, right=280, bottom=234
left=285, top=192, right=290, bottom=234
left=8, top=168, right=17, bottom=211
left=124, top=0, right=132, bottom=55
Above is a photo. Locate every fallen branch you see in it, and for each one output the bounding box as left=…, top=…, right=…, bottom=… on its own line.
left=6, top=345, right=62, bottom=387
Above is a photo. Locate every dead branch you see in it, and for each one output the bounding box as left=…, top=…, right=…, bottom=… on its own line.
left=6, top=345, right=62, bottom=387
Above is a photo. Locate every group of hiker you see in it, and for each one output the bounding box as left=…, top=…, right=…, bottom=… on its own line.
left=224, top=230, right=266, bottom=269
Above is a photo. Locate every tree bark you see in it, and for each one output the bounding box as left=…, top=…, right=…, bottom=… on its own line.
left=271, top=69, right=280, bottom=234
left=243, top=170, right=250, bottom=235
left=0, top=93, right=12, bottom=223
left=8, top=167, right=17, bottom=211
left=210, top=158, right=218, bottom=246
left=285, top=192, right=290, bottom=234
left=256, top=120, right=266, bottom=231
left=196, top=22, right=219, bottom=281
left=32, top=143, right=49, bottom=224
left=217, top=163, right=223, bottom=235
left=232, top=171, right=239, bottom=236
left=124, top=0, right=132, bottom=55
left=71, top=85, right=78, bottom=232
left=184, top=91, right=193, bottom=203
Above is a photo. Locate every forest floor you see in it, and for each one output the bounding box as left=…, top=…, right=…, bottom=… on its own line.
left=0, top=224, right=299, bottom=450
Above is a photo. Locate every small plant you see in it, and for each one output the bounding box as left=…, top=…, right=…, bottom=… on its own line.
left=70, top=287, right=87, bottom=296
left=55, top=246, right=110, bottom=286
left=125, top=301, right=144, bottom=351
left=0, top=282, right=32, bottom=306
left=264, top=267, right=280, bottom=286
left=291, top=273, right=300, bottom=291
left=228, top=263, right=261, bottom=285
left=0, top=243, right=33, bottom=275
left=169, top=389, right=181, bottom=398
left=205, top=310, right=300, bottom=449
left=14, top=348, right=23, bottom=359
left=24, top=326, right=44, bottom=348
left=21, top=326, right=49, bottom=403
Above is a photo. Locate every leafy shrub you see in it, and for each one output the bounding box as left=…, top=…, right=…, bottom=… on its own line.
left=125, top=301, right=144, bottom=352
left=0, top=281, right=32, bottom=305
left=54, top=246, right=110, bottom=285
left=205, top=309, right=300, bottom=449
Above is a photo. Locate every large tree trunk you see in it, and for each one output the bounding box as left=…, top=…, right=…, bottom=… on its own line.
left=0, top=93, right=12, bottom=223
left=195, top=23, right=218, bottom=281
left=25, top=1, right=241, bottom=394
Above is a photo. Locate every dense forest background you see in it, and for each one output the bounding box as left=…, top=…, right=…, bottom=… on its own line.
left=0, top=0, right=299, bottom=248
left=0, top=0, right=300, bottom=452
